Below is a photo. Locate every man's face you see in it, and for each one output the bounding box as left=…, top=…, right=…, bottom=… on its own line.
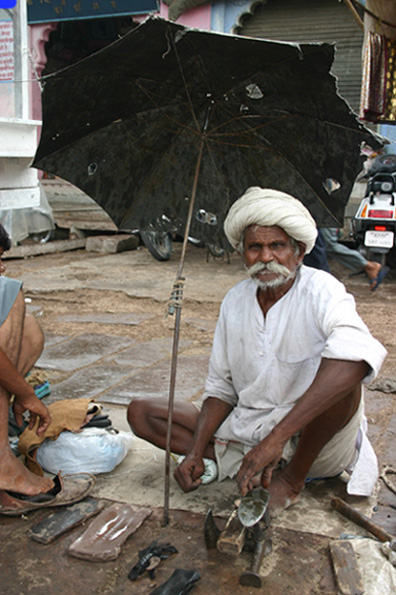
left=243, top=225, right=305, bottom=290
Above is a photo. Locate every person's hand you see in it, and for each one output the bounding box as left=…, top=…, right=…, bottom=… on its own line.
left=12, top=390, right=52, bottom=436
left=173, top=452, right=205, bottom=493
left=236, top=434, right=285, bottom=496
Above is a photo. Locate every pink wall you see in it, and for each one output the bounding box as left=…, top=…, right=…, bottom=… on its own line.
left=159, top=3, right=211, bottom=29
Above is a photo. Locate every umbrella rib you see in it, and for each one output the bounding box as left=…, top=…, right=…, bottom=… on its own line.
left=133, top=79, right=204, bottom=139
left=166, top=27, right=202, bottom=134
left=202, top=106, right=343, bottom=223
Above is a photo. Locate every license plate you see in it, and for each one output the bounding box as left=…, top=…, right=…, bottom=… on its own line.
left=364, top=230, right=394, bottom=248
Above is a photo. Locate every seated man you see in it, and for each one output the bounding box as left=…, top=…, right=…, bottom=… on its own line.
left=128, top=188, right=386, bottom=516
left=0, top=224, right=93, bottom=512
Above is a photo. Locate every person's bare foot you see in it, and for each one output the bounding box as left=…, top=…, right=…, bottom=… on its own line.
left=266, top=470, right=304, bottom=519
left=0, top=445, right=54, bottom=495
left=364, top=261, right=382, bottom=289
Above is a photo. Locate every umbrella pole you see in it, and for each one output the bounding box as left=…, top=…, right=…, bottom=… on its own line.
left=162, top=136, right=205, bottom=526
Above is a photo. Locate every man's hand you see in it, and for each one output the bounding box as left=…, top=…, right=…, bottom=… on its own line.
left=13, top=390, right=52, bottom=436
left=173, top=453, right=205, bottom=493
left=237, top=433, right=285, bottom=497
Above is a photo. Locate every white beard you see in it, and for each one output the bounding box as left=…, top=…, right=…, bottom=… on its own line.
left=245, top=261, right=296, bottom=290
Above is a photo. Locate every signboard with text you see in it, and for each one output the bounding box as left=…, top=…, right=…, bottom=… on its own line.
left=27, top=0, right=158, bottom=24
left=0, top=19, right=13, bottom=82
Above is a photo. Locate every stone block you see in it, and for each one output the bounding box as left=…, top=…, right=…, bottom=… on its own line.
left=85, top=234, right=139, bottom=254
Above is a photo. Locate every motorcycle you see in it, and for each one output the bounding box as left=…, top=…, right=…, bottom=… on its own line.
left=352, top=154, right=396, bottom=266
left=140, top=229, right=226, bottom=262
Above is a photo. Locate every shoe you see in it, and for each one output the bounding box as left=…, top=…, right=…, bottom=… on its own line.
left=177, top=455, right=218, bottom=485
left=0, top=473, right=95, bottom=516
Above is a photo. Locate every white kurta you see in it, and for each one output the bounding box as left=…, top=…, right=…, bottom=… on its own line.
left=203, top=265, right=387, bottom=447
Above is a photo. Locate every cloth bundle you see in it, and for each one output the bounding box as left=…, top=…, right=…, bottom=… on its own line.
left=360, top=31, right=396, bottom=123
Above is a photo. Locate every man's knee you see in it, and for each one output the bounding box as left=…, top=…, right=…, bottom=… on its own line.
left=127, top=397, right=149, bottom=435
left=24, top=314, right=45, bottom=358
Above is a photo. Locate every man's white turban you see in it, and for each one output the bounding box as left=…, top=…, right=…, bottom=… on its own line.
left=224, top=187, right=318, bottom=254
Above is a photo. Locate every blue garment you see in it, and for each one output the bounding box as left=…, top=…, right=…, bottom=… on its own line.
left=303, top=229, right=330, bottom=272
left=0, top=277, right=22, bottom=326
left=321, top=228, right=367, bottom=272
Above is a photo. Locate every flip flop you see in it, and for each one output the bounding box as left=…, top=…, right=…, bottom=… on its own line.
left=369, top=265, right=390, bottom=292
left=0, top=472, right=95, bottom=516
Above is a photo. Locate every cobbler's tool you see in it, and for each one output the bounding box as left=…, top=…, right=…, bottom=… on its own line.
left=238, top=487, right=270, bottom=528
left=239, top=523, right=272, bottom=588
left=204, top=509, right=221, bottom=550
left=331, top=497, right=395, bottom=543
left=205, top=489, right=272, bottom=588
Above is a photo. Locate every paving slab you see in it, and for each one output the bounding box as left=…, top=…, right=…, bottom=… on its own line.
left=42, top=333, right=71, bottom=348
left=184, top=317, right=217, bottom=332
left=48, top=363, right=137, bottom=402
left=17, top=244, right=246, bottom=303
left=100, top=354, right=210, bottom=405
left=105, top=337, right=192, bottom=367
left=56, top=312, right=155, bottom=325
left=36, top=333, right=134, bottom=372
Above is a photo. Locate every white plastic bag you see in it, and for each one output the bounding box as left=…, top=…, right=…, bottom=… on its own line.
left=36, top=428, right=134, bottom=474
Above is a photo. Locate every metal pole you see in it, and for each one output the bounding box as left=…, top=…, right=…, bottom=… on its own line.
left=162, top=131, right=206, bottom=526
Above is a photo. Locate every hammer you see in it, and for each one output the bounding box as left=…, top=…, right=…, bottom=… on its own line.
left=331, top=497, right=395, bottom=542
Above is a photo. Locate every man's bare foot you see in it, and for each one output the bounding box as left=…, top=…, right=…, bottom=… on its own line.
left=0, top=446, right=54, bottom=495
left=266, top=471, right=304, bottom=519
left=364, top=262, right=381, bottom=289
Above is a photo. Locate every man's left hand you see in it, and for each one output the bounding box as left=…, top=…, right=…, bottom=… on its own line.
left=236, top=434, right=285, bottom=496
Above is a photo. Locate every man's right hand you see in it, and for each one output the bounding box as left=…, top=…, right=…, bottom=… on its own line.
left=13, top=390, right=52, bottom=436
left=173, top=453, right=205, bottom=492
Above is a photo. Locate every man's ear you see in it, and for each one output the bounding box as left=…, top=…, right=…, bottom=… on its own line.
left=297, top=242, right=306, bottom=261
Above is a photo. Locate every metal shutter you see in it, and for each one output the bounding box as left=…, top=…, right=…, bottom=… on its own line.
left=237, top=0, right=364, bottom=113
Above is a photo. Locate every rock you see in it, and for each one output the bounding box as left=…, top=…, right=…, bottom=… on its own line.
left=85, top=234, right=139, bottom=253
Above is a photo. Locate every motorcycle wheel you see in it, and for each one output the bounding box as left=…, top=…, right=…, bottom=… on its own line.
left=140, top=230, right=173, bottom=261
left=206, top=243, right=225, bottom=258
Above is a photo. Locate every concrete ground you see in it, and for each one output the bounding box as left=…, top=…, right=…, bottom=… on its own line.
left=1, top=241, right=396, bottom=594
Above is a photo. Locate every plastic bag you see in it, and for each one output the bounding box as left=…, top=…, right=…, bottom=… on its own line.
left=36, top=428, right=134, bottom=474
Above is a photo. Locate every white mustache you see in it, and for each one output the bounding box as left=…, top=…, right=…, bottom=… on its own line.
left=246, top=261, right=292, bottom=277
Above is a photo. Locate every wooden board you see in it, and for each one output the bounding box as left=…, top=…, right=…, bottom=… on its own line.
left=329, top=540, right=364, bottom=595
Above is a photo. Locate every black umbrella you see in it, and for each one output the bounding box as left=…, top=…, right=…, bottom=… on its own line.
left=33, top=16, right=379, bottom=522
left=34, top=15, right=379, bottom=242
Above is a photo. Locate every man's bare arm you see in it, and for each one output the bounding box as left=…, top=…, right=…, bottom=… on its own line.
left=237, top=358, right=369, bottom=495
left=0, top=349, right=51, bottom=435
left=174, top=397, right=232, bottom=492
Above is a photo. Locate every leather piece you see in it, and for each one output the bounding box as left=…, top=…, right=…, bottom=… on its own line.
left=68, top=502, right=152, bottom=561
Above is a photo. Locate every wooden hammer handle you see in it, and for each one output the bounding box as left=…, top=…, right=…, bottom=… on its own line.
left=331, top=497, right=395, bottom=543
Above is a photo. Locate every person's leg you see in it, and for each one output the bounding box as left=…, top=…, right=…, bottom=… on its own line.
left=263, top=385, right=361, bottom=515
left=321, top=228, right=382, bottom=285
left=127, top=397, right=215, bottom=459
left=0, top=291, right=53, bottom=495
left=321, top=228, right=368, bottom=271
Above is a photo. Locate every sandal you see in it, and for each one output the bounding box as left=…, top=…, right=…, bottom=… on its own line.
left=0, top=472, right=95, bottom=516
